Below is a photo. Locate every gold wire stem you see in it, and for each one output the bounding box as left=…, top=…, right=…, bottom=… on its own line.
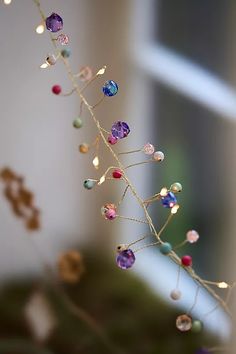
left=187, top=285, right=200, bottom=315
left=91, top=95, right=105, bottom=109
left=127, top=233, right=154, bottom=247
left=143, top=193, right=161, bottom=205
left=174, top=239, right=188, bottom=250
left=116, top=215, right=149, bottom=224
left=34, top=0, right=235, bottom=325
left=134, top=240, right=160, bottom=253
left=61, top=88, right=76, bottom=97
left=124, top=159, right=153, bottom=170
left=118, top=149, right=142, bottom=155
left=117, top=185, right=130, bottom=206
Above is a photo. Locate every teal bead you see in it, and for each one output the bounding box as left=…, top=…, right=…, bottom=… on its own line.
left=61, top=48, right=71, bottom=58
left=160, top=242, right=172, bottom=255
left=191, top=320, right=203, bottom=333
left=83, top=179, right=96, bottom=190
left=170, top=182, right=182, bottom=193
left=73, top=118, right=83, bottom=129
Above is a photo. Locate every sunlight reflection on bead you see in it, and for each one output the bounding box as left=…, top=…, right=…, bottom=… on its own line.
left=36, top=24, right=45, bottom=34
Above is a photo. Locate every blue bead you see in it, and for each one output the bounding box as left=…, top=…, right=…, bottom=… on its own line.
left=160, top=242, right=172, bottom=255
left=161, top=192, right=177, bottom=208
left=83, top=179, right=96, bottom=190
left=61, top=49, right=71, bottom=58
left=102, top=80, right=118, bottom=97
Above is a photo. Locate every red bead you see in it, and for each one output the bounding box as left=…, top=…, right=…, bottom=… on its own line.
left=52, top=84, right=61, bottom=95
left=181, top=255, right=192, bottom=267
left=112, top=169, right=122, bottom=179
left=108, top=134, right=117, bottom=145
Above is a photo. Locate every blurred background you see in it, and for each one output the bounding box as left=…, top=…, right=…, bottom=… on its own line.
left=0, top=0, right=235, bottom=353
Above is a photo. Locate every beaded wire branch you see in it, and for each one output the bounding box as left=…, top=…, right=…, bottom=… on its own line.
left=2, top=0, right=235, bottom=353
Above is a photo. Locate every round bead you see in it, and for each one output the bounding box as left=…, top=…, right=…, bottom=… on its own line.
left=52, top=85, right=61, bottom=95
left=79, top=143, right=89, bottom=153
left=103, top=80, right=118, bottom=97
left=46, top=13, right=63, bottom=33
left=116, top=249, right=135, bottom=270
left=83, top=179, right=96, bottom=190
left=160, top=242, right=172, bottom=255
left=176, top=314, right=192, bottom=332
left=111, top=121, right=130, bottom=139
left=153, top=151, right=165, bottom=162
left=181, top=255, right=192, bottom=267
left=170, top=289, right=182, bottom=301
left=161, top=192, right=177, bottom=208
left=108, top=134, right=118, bottom=145
left=61, top=49, right=71, bottom=58
left=143, top=143, right=155, bottom=155
left=101, top=203, right=116, bottom=218
left=170, top=182, right=182, bottom=193
left=112, top=169, right=122, bottom=179
left=57, top=33, right=69, bottom=45
left=105, top=208, right=117, bottom=220
left=186, top=230, right=199, bottom=243
left=191, top=320, right=203, bottom=333
left=46, top=54, right=57, bottom=65
left=73, top=118, right=83, bottom=129
left=79, top=66, right=93, bottom=82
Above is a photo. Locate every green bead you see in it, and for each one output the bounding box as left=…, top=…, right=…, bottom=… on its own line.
left=73, top=118, right=83, bottom=129
left=160, top=242, right=172, bottom=255
left=191, top=320, right=203, bottom=333
left=170, top=182, right=182, bottom=193
left=61, top=49, right=71, bottom=58
left=83, top=179, right=96, bottom=190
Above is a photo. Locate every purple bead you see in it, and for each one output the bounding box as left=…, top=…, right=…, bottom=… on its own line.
left=161, top=192, right=177, bottom=208
left=46, top=13, right=63, bottom=33
left=116, top=249, right=135, bottom=270
left=111, top=121, right=130, bottom=139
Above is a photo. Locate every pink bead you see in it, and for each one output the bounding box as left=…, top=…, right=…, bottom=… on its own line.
left=112, top=169, right=122, bottom=179
left=105, top=208, right=117, bottom=220
left=57, top=34, right=69, bottom=45
left=181, top=255, right=192, bottom=267
left=52, top=85, right=61, bottom=95
left=143, top=143, right=155, bottom=155
left=79, top=66, right=93, bottom=82
left=186, top=230, right=199, bottom=243
left=108, top=134, right=118, bottom=145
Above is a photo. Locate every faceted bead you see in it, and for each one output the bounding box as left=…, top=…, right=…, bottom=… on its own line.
left=79, top=66, right=93, bottom=82
left=160, top=242, right=172, bottom=255
left=108, top=134, right=118, bottom=145
left=83, top=179, right=96, bottom=190
left=103, top=80, right=118, bottom=97
left=111, top=121, right=130, bottom=139
left=79, top=143, right=89, bottom=153
left=170, top=182, right=182, bottom=193
left=176, top=314, right=192, bottom=332
left=191, top=320, right=203, bottom=333
left=46, top=13, right=63, bottom=33
left=116, top=249, right=135, bottom=270
left=161, top=192, right=177, bottom=208
left=143, top=143, right=155, bottom=155
left=46, top=54, right=57, bottom=65
left=61, top=49, right=71, bottom=58
left=153, top=151, right=165, bottom=162
left=186, top=230, right=199, bottom=243
left=112, top=169, right=122, bottom=179
left=101, top=203, right=116, bottom=218
left=73, top=118, right=83, bottom=129
left=52, top=85, right=61, bottom=95
left=170, top=289, right=182, bottom=301
left=105, top=208, right=117, bottom=220
left=57, top=34, right=69, bottom=45
left=181, top=255, right=192, bottom=267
